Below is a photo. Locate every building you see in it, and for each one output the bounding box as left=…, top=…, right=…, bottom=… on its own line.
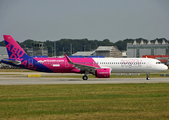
left=127, top=39, right=169, bottom=58
left=122, top=51, right=127, bottom=58
left=0, top=46, right=10, bottom=68
left=72, top=51, right=95, bottom=57
left=72, top=46, right=122, bottom=57
left=24, top=43, right=48, bottom=56
left=95, top=46, right=122, bottom=57
left=0, top=47, right=8, bottom=60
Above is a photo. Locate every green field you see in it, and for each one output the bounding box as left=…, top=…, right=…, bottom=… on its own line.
left=0, top=69, right=35, bottom=72
left=0, top=83, right=169, bottom=120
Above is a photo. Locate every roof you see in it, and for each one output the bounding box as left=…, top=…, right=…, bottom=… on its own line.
left=72, top=51, right=95, bottom=56
left=0, top=47, right=8, bottom=55
left=95, top=46, right=113, bottom=51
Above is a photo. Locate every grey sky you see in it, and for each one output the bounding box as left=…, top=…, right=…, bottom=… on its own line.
left=0, top=0, right=169, bottom=42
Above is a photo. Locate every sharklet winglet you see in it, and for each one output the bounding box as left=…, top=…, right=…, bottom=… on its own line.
left=64, top=54, right=73, bottom=64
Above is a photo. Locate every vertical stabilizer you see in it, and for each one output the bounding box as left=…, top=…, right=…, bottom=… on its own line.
left=2, top=35, right=54, bottom=72
left=3, top=35, right=27, bottom=59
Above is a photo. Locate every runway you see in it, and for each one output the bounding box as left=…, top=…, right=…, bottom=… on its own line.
left=0, top=76, right=169, bottom=85
left=0, top=71, right=169, bottom=85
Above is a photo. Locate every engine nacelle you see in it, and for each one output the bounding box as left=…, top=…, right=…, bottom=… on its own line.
left=95, top=68, right=111, bottom=78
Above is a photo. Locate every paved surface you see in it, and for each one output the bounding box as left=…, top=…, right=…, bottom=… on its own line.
left=0, top=71, right=169, bottom=85
left=0, top=76, right=169, bottom=85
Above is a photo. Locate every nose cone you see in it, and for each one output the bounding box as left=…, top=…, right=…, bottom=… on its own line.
left=162, top=65, right=168, bottom=71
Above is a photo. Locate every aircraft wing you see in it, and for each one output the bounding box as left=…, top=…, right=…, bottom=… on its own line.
left=64, top=54, right=98, bottom=72
left=1, top=59, right=21, bottom=65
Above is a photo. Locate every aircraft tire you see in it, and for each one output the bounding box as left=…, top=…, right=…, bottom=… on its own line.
left=82, top=76, right=88, bottom=80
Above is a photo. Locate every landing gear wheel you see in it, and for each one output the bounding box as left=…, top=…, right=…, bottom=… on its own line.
left=82, top=76, right=88, bottom=80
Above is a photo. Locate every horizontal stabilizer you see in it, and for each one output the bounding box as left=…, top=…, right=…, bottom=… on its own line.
left=1, top=59, right=21, bottom=65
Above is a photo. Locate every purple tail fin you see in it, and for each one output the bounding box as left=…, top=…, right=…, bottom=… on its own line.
left=3, top=35, right=27, bottom=59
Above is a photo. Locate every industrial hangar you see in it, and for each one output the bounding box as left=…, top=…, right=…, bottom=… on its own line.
left=127, top=39, right=169, bottom=58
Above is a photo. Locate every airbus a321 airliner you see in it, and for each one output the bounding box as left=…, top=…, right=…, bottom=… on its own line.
left=1, top=35, right=168, bottom=80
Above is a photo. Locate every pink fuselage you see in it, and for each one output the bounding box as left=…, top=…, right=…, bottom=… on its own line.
left=34, top=57, right=100, bottom=73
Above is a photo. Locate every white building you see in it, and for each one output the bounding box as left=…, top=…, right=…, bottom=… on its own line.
left=72, top=51, right=95, bottom=57
left=95, top=46, right=122, bottom=57
left=127, top=39, right=169, bottom=58
left=0, top=47, right=8, bottom=60
left=0, top=46, right=10, bottom=68
left=72, top=46, right=122, bottom=57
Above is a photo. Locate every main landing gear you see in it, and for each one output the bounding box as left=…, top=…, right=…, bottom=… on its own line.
left=146, top=73, right=150, bottom=80
left=82, top=71, right=89, bottom=80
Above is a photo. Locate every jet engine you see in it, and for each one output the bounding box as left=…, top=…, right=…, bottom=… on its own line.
left=95, top=68, right=111, bottom=78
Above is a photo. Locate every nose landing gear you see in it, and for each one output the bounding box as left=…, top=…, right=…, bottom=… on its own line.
left=146, top=73, right=150, bottom=80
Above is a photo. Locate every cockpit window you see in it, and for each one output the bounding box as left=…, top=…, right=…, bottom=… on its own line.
left=156, top=62, right=161, bottom=64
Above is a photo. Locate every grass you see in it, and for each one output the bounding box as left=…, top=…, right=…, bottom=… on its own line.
left=0, top=83, right=169, bottom=120
left=0, top=69, right=33, bottom=72
left=0, top=74, right=22, bottom=75
left=110, top=74, right=169, bottom=78
left=40, top=74, right=169, bottom=78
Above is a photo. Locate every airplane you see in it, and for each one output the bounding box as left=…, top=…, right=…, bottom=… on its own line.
left=1, top=35, right=168, bottom=80
left=167, top=60, right=169, bottom=67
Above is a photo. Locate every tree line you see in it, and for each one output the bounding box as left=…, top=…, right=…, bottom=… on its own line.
left=0, top=38, right=168, bottom=56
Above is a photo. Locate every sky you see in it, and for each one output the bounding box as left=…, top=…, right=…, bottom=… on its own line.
left=0, top=0, right=169, bottom=42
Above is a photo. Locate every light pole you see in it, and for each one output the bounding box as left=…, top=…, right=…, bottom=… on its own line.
left=70, top=44, right=72, bottom=56
left=54, top=41, right=56, bottom=57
